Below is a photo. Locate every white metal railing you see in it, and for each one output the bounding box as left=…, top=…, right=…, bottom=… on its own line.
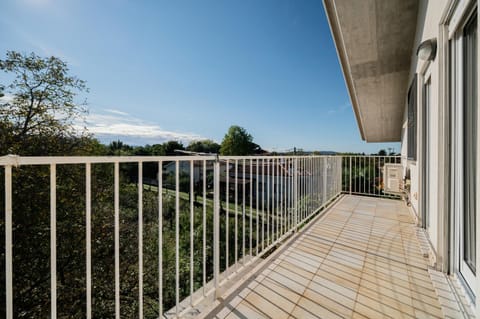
left=0, top=155, right=343, bottom=318
left=341, top=155, right=402, bottom=198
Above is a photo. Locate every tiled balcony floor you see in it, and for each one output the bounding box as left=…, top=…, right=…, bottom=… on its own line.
left=207, top=195, right=451, bottom=319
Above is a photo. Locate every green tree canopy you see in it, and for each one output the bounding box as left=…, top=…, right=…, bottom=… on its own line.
left=0, top=51, right=89, bottom=155
left=163, top=140, right=184, bottom=155
left=186, top=139, right=221, bottom=154
left=220, top=125, right=260, bottom=155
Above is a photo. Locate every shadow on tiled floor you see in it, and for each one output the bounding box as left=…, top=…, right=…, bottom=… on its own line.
left=208, top=195, right=462, bottom=319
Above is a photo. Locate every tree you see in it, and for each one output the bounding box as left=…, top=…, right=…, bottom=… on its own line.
left=0, top=51, right=88, bottom=155
left=378, top=149, right=387, bottom=156
left=107, top=140, right=133, bottom=155
left=219, top=125, right=260, bottom=155
left=187, top=139, right=220, bottom=154
left=163, top=140, right=184, bottom=155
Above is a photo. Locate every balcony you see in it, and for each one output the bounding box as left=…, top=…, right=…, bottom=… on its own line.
left=204, top=195, right=450, bottom=319
left=0, top=155, right=472, bottom=318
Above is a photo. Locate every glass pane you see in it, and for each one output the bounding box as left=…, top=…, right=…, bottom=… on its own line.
left=463, top=13, right=477, bottom=274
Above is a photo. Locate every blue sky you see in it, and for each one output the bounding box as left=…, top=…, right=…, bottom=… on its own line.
left=0, top=0, right=399, bottom=154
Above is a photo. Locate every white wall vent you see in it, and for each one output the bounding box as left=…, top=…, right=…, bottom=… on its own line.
left=383, top=163, right=404, bottom=194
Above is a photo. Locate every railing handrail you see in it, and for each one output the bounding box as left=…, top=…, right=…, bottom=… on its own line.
left=0, top=154, right=402, bottom=166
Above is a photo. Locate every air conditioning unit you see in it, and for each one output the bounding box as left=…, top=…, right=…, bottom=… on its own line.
left=383, top=163, right=404, bottom=194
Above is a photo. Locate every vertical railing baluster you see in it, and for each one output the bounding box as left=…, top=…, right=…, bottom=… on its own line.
left=294, top=158, right=298, bottom=231
left=315, top=158, right=318, bottom=208
left=354, top=156, right=361, bottom=194
left=267, top=159, right=270, bottom=245
left=5, top=165, right=13, bottom=319
left=158, top=161, right=163, bottom=317
left=304, top=157, right=307, bottom=221
left=272, top=158, right=276, bottom=242
left=374, top=157, right=377, bottom=196
left=242, top=159, right=245, bottom=265
left=50, top=164, right=57, bottom=319
left=323, top=158, right=327, bottom=205
left=261, top=158, right=264, bottom=251
left=213, top=158, right=220, bottom=297
left=190, top=160, right=194, bottom=305
left=203, top=160, right=207, bottom=291
left=278, top=158, right=281, bottom=236
left=86, top=163, right=92, bottom=319
left=280, top=158, right=283, bottom=235
left=289, top=158, right=293, bottom=230
left=349, top=156, right=352, bottom=194
left=256, top=158, right=259, bottom=256
left=310, top=157, right=312, bottom=215
left=249, top=159, right=253, bottom=258
left=304, top=157, right=307, bottom=220
left=226, top=160, right=229, bottom=273
left=114, top=162, right=120, bottom=319
left=363, top=157, right=366, bottom=195
left=175, top=161, right=180, bottom=316
left=234, top=160, right=238, bottom=271
left=138, top=162, right=143, bottom=318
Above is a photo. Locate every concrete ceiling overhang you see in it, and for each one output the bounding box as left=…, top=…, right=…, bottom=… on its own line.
left=323, top=0, right=418, bottom=142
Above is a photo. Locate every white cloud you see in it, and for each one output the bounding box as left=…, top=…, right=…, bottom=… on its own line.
left=0, top=94, right=15, bottom=104
left=78, top=109, right=204, bottom=145
left=104, top=108, right=129, bottom=116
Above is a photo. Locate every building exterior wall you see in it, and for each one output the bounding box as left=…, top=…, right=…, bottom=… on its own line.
left=403, top=0, right=448, bottom=256
left=402, top=0, right=479, bottom=311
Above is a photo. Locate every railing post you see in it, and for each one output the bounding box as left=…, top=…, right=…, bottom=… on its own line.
left=349, top=156, right=352, bottom=194
left=294, top=157, right=298, bottom=231
left=5, top=165, right=13, bottom=319
left=50, top=164, right=57, bottom=319
left=323, top=158, right=327, bottom=204
left=86, top=163, right=92, bottom=319
left=213, top=157, right=220, bottom=298
left=114, top=162, right=120, bottom=319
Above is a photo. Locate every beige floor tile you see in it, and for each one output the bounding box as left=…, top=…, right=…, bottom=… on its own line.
left=225, top=301, right=267, bottom=319
left=308, top=279, right=357, bottom=306
left=412, top=298, right=444, bottom=318
left=358, top=279, right=413, bottom=306
left=266, top=268, right=308, bottom=295
left=320, top=259, right=363, bottom=282
left=353, top=301, right=391, bottom=319
left=277, top=260, right=316, bottom=281
left=288, top=247, right=325, bottom=263
left=282, top=255, right=319, bottom=274
left=260, top=277, right=303, bottom=305
left=351, top=311, right=371, bottom=319
left=357, top=285, right=416, bottom=316
left=293, top=296, right=344, bottom=319
left=315, top=266, right=361, bottom=290
left=244, top=291, right=290, bottom=319
left=302, top=287, right=354, bottom=317
left=325, top=251, right=364, bottom=270
left=356, top=293, right=415, bottom=318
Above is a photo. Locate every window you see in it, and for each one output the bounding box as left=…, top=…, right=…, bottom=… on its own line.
left=407, top=75, right=418, bottom=160
left=463, top=12, right=477, bottom=274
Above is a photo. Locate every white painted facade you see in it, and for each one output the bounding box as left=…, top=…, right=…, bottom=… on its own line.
left=401, top=2, right=478, bottom=308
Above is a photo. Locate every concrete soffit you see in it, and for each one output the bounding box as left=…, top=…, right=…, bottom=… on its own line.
left=323, top=0, right=419, bottom=142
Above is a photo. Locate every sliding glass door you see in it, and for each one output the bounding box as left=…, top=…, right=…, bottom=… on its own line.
left=461, top=12, right=477, bottom=281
